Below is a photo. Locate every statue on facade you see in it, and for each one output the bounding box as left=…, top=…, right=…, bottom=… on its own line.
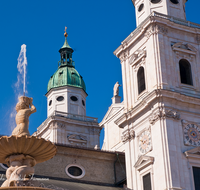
left=113, top=81, right=121, bottom=97
left=12, top=96, right=36, bottom=136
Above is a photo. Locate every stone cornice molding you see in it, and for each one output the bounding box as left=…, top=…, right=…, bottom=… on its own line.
left=36, top=115, right=99, bottom=136
left=121, top=128, right=135, bottom=143
left=184, top=147, right=200, bottom=161
left=134, top=155, right=154, bottom=172
left=114, top=12, right=200, bottom=59
left=149, top=108, right=180, bottom=125
left=114, top=89, right=200, bottom=128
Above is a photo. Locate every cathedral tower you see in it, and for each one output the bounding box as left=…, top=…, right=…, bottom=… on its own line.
left=34, top=29, right=100, bottom=149
left=110, top=0, right=200, bottom=189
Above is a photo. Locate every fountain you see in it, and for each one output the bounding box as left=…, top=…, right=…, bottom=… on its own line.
left=0, top=96, right=57, bottom=189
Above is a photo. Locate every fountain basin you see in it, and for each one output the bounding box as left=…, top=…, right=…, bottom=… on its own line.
left=0, top=136, right=56, bottom=165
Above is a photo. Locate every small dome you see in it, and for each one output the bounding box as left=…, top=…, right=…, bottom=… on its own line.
left=47, top=65, right=86, bottom=93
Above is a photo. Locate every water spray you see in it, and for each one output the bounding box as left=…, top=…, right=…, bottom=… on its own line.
left=17, top=44, right=27, bottom=96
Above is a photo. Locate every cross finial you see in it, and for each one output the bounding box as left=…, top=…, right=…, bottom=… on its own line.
left=64, top=26, right=68, bottom=37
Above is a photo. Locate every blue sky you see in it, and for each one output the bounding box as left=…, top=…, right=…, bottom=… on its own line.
left=0, top=0, right=198, bottom=147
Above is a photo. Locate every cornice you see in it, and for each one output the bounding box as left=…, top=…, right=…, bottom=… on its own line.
left=114, top=12, right=200, bottom=59
left=36, top=115, right=99, bottom=136
left=115, top=89, right=200, bottom=127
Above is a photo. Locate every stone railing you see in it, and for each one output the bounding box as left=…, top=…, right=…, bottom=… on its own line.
left=153, top=11, right=200, bottom=29
left=122, top=12, right=200, bottom=45
left=53, top=110, right=98, bottom=123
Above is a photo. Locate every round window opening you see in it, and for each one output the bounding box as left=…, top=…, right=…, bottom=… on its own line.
left=57, top=96, right=64, bottom=102
left=49, top=100, right=52, bottom=106
left=82, top=100, right=85, bottom=106
left=65, top=164, right=85, bottom=179
left=70, top=96, right=78, bottom=102
left=170, top=0, right=179, bottom=4
left=138, top=3, right=144, bottom=12
left=150, top=0, right=162, bottom=4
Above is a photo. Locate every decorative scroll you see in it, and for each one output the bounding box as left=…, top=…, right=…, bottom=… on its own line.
left=122, top=129, right=135, bottom=143
left=149, top=108, right=180, bottom=125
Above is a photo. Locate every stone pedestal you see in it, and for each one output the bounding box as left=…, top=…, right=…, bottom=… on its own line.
left=112, top=95, right=121, bottom=104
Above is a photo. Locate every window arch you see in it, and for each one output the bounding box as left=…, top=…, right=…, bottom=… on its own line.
left=179, top=59, right=193, bottom=85
left=137, top=67, right=146, bottom=95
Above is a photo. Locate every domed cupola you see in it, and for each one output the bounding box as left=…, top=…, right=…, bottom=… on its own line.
left=46, top=28, right=87, bottom=117
left=47, top=28, right=86, bottom=93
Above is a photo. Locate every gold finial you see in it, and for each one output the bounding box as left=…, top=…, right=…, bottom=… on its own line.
left=64, top=26, right=68, bottom=37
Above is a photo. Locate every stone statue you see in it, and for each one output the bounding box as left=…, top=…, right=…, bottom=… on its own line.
left=113, top=81, right=121, bottom=96
left=12, top=96, right=36, bottom=136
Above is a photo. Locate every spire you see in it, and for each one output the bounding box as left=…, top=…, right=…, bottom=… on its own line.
left=61, top=27, right=72, bottom=49
left=59, top=27, right=74, bottom=67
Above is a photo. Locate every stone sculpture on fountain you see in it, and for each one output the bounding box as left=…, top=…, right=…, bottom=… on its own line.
left=0, top=96, right=57, bottom=189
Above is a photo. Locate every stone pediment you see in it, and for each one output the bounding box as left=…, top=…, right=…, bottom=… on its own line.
left=134, top=155, right=154, bottom=171
left=105, top=106, right=122, bottom=120
left=129, top=49, right=146, bottom=66
left=184, top=147, right=200, bottom=160
left=172, top=42, right=197, bottom=54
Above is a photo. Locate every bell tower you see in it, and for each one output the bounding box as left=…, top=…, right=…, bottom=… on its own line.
left=112, top=0, right=200, bottom=189
left=133, top=0, right=187, bottom=26
left=34, top=28, right=100, bottom=149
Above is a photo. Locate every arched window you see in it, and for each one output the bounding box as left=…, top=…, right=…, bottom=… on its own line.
left=137, top=67, right=146, bottom=94
left=179, top=59, right=193, bottom=85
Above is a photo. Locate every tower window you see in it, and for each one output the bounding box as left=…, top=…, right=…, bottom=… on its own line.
left=57, top=96, right=64, bottom=101
left=179, top=59, right=193, bottom=85
left=49, top=100, right=52, bottom=106
left=137, top=67, right=146, bottom=95
left=138, top=4, right=144, bottom=12
left=150, top=0, right=161, bottom=4
left=82, top=100, right=85, bottom=106
left=70, top=96, right=78, bottom=102
left=143, top=173, right=152, bottom=190
left=193, top=167, right=200, bottom=190
left=170, top=0, right=179, bottom=4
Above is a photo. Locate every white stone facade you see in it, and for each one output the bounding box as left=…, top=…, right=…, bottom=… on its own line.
left=33, top=113, right=100, bottom=149
left=100, top=97, right=125, bottom=152
left=133, top=0, right=186, bottom=26
left=100, top=0, right=200, bottom=189
left=47, top=86, right=87, bottom=117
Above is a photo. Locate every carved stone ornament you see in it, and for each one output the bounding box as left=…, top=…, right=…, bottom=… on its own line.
left=149, top=108, right=180, bottom=125
left=145, top=25, right=155, bottom=39
left=129, top=49, right=146, bottom=67
left=119, top=51, right=129, bottom=63
left=145, top=24, right=168, bottom=39
left=155, top=25, right=168, bottom=35
left=122, top=129, right=135, bottom=143
left=67, top=133, right=87, bottom=146
left=57, top=122, right=65, bottom=128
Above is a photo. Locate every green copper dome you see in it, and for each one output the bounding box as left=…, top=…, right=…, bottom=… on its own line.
left=47, top=30, right=86, bottom=93
left=47, top=66, right=86, bottom=92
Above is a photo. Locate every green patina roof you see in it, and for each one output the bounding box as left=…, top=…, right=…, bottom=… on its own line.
left=47, top=65, right=86, bottom=92
left=47, top=33, right=86, bottom=93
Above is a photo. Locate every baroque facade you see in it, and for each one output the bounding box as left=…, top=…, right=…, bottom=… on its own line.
left=101, top=0, right=200, bottom=189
